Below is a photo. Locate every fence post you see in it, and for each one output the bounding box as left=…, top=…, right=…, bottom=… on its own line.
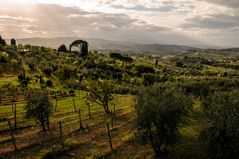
left=14, top=103, right=17, bottom=130
left=8, top=120, right=17, bottom=152
left=78, top=90, right=80, bottom=100
left=59, top=121, right=64, bottom=148
left=55, top=97, right=58, bottom=112
left=87, top=102, right=92, bottom=119
left=73, top=97, right=77, bottom=112
left=113, top=102, right=116, bottom=118
left=106, top=123, right=113, bottom=151
left=111, top=110, right=114, bottom=129
left=79, top=109, right=84, bottom=130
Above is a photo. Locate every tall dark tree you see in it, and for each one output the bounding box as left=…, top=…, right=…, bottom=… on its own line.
left=11, top=39, right=16, bottom=46
left=0, top=35, right=6, bottom=46
left=135, top=85, right=192, bottom=158
left=58, top=44, right=67, bottom=53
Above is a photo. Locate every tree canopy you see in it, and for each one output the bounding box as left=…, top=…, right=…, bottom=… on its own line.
left=200, top=90, right=239, bottom=159
left=0, top=35, right=6, bottom=46
left=135, top=85, right=192, bottom=158
left=58, top=44, right=67, bottom=53
left=25, top=90, right=53, bottom=131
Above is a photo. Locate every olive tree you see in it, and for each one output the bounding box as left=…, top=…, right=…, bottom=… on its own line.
left=200, top=90, right=239, bottom=159
left=25, top=90, right=53, bottom=131
left=87, top=80, right=114, bottom=114
left=135, top=85, right=192, bottom=158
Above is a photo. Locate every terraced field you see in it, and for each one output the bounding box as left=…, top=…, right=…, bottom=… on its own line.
left=0, top=92, right=154, bottom=159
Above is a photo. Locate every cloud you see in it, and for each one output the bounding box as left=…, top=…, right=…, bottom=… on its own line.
left=183, top=13, right=239, bottom=29
left=1, top=1, right=239, bottom=47
left=0, top=3, right=199, bottom=45
left=203, top=0, right=239, bottom=9
left=112, top=4, right=177, bottom=12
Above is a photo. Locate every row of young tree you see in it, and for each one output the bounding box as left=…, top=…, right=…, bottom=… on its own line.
left=20, top=80, right=114, bottom=132
left=21, top=80, right=239, bottom=159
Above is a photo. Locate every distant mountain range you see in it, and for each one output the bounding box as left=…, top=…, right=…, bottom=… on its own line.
left=12, top=37, right=200, bottom=54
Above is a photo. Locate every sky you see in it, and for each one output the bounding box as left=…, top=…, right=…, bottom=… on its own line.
left=0, top=0, right=239, bottom=47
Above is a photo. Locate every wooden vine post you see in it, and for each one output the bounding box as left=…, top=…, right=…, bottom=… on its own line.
left=106, top=123, right=113, bottom=151
left=113, top=102, right=116, bottom=118
left=111, top=110, right=114, bottom=129
left=59, top=121, right=64, bottom=148
left=14, top=102, right=17, bottom=130
left=8, top=120, right=17, bottom=152
left=79, top=109, right=84, bottom=130
left=72, top=97, right=77, bottom=112
left=87, top=102, right=92, bottom=119
left=55, top=95, right=58, bottom=112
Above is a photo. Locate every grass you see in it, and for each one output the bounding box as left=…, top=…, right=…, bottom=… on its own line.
left=0, top=92, right=206, bottom=159
left=0, top=92, right=137, bottom=158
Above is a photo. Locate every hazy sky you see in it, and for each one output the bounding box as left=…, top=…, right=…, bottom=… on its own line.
left=0, top=0, right=239, bottom=47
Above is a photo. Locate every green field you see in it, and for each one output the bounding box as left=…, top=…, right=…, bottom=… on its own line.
left=0, top=92, right=208, bottom=159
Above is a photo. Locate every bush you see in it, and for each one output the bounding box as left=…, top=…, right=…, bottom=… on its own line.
left=25, top=90, right=53, bottom=131
left=135, top=85, right=192, bottom=158
left=46, top=80, right=53, bottom=87
left=0, top=52, right=9, bottom=62
left=200, top=90, right=239, bottom=159
left=135, top=65, right=155, bottom=76
left=58, top=44, right=67, bottom=53
left=43, top=67, right=53, bottom=76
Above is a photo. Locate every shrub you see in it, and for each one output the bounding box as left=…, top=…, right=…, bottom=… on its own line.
left=135, top=85, right=192, bottom=158
left=25, top=90, right=53, bottom=131
left=200, top=90, right=239, bottom=159
left=46, top=80, right=53, bottom=87
left=0, top=52, right=9, bottom=62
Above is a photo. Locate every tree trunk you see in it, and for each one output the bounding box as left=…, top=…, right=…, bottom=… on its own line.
left=41, top=121, right=46, bottom=131
left=88, top=103, right=92, bottom=119
left=148, top=123, right=159, bottom=156
left=14, top=103, right=17, bottom=130
left=47, top=115, right=50, bottom=130
left=103, top=98, right=110, bottom=114
left=55, top=98, right=58, bottom=112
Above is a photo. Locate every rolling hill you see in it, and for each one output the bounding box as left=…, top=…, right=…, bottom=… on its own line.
left=11, top=37, right=199, bottom=54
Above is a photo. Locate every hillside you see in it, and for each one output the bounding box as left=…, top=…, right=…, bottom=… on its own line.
left=11, top=37, right=199, bottom=54
left=0, top=42, right=239, bottom=159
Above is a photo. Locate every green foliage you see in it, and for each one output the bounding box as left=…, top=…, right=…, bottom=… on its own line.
left=0, top=52, right=9, bottom=62
left=43, top=66, right=53, bottom=76
left=0, top=35, right=6, bottom=46
left=58, top=44, right=67, bottom=53
left=25, top=89, right=53, bottom=131
left=182, top=81, right=211, bottom=98
left=110, top=53, right=123, bottom=59
left=200, top=90, right=239, bottom=159
left=135, top=85, right=192, bottom=158
left=175, top=61, right=184, bottom=68
left=11, top=39, right=16, bottom=46
left=135, top=65, right=155, bottom=76
left=109, top=53, right=133, bottom=62
left=46, top=79, right=53, bottom=87
left=57, top=66, right=77, bottom=81
left=18, top=71, right=30, bottom=88
left=87, top=80, right=114, bottom=114
left=142, top=73, right=157, bottom=86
